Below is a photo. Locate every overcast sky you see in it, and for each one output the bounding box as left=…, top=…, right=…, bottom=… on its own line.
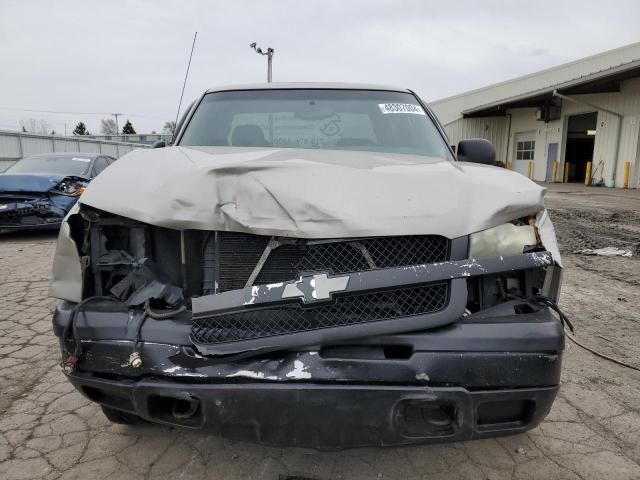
left=1, top=0, right=639, bottom=134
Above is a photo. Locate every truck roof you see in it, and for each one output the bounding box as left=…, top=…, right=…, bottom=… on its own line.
left=205, top=82, right=410, bottom=94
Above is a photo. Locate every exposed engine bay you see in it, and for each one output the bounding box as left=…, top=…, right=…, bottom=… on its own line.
left=55, top=204, right=561, bottom=355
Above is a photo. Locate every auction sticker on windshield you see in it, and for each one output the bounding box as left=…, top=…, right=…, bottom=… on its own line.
left=378, top=103, right=425, bottom=115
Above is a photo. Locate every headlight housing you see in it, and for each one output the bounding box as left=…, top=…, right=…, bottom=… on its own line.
left=52, top=179, right=86, bottom=197
left=49, top=205, right=83, bottom=302
left=469, top=222, right=538, bottom=259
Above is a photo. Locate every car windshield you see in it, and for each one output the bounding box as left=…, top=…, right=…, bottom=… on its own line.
left=4, top=155, right=91, bottom=176
left=178, top=89, right=453, bottom=159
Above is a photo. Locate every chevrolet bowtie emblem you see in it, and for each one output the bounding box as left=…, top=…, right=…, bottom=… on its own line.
left=281, top=273, right=350, bottom=303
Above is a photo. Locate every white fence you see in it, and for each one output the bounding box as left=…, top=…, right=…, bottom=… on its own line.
left=0, top=130, right=150, bottom=171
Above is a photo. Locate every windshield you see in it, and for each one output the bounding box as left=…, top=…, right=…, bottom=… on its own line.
left=179, top=89, right=452, bottom=159
left=4, top=155, right=91, bottom=176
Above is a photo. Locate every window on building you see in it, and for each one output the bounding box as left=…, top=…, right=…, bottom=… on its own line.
left=516, top=140, right=535, bottom=160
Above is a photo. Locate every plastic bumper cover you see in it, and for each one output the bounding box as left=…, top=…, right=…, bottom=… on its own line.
left=66, top=371, right=559, bottom=449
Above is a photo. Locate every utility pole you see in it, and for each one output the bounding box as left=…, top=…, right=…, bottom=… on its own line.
left=250, top=42, right=274, bottom=82
left=111, top=113, right=122, bottom=134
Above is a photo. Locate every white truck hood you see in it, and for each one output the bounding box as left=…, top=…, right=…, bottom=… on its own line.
left=80, top=146, right=546, bottom=239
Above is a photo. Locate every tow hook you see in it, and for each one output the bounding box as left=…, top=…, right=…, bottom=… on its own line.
left=128, top=351, right=143, bottom=368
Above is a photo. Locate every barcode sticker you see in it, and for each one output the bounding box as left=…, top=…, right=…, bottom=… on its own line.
left=378, top=103, right=425, bottom=115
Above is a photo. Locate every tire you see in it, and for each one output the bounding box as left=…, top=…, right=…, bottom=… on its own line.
left=101, top=405, right=143, bottom=425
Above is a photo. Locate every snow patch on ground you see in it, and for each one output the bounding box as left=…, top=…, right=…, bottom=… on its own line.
left=577, top=246, right=633, bottom=257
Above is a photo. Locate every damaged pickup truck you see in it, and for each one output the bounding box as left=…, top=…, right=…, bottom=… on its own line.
left=1, top=152, right=114, bottom=233
left=50, top=83, right=566, bottom=449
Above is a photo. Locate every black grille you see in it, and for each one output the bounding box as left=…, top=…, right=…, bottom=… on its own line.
left=191, top=283, right=448, bottom=345
left=217, top=233, right=449, bottom=292
left=217, top=233, right=270, bottom=292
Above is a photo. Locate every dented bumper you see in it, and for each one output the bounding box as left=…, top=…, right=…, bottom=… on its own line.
left=0, top=194, right=77, bottom=233
left=190, top=251, right=554, bottom=355
left=53, top=299, right=564, bottom=449
left=66, top=372, right=559, bottom=449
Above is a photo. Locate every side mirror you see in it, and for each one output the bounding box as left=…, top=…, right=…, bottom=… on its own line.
left=152, top=140, right=166, bottom=148
left=457, top=139, right=496, bottom=165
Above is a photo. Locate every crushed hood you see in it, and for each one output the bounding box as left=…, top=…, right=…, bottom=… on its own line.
left=0, top=173, right=68, bottom=194
left=80, top=146, right=546, bottom=239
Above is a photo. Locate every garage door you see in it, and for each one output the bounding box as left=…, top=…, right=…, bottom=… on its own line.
left=513, top=134, right=536, bottom=177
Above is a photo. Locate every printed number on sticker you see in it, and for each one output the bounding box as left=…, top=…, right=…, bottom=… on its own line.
left=378, top=103, right=425, bottom=115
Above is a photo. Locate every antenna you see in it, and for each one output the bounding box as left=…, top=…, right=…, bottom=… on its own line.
left=174, top=31, right=198, bottom=138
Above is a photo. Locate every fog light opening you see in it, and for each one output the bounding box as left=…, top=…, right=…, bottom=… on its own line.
left=171, top=396, right=200, bottom=420
left=147, top=393, right=202, bottom=425
left=398, top=400, right=457, bottom=437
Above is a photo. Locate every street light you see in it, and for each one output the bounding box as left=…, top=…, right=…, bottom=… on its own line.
left=250, top=42, right=274, bottom=82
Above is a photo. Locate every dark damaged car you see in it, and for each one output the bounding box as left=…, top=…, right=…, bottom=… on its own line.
left=49, top=83, right=566, bottom=449
left=0, top=152, right=114, bottom=233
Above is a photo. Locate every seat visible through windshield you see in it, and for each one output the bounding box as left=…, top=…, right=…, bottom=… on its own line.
left=178, top=89, right=452, bottom=159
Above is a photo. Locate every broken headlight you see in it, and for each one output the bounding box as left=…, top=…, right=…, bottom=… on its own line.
left=469, top=222, right=538, bottom=259
left=51, top=179, right=85, bottom=197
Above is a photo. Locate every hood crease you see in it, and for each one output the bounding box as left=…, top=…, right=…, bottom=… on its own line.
left=79, top=146, right=546, bottom=239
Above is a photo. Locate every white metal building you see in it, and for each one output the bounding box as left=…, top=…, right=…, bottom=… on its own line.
left=431, top=42, right=640, bottom=188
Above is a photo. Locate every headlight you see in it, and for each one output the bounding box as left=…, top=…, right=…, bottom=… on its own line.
left=469, top=222, right=538, bottom=258
left=52, top=180, right=86, bottom=197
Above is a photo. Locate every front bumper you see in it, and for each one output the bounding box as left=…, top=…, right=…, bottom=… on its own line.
left=67, top=371, right=558, bottom=449
left=54, top=299, right=564, bottom=449
left=0, top=194, right=76, bottom=233
left=0, top=221, right=61, bottom=234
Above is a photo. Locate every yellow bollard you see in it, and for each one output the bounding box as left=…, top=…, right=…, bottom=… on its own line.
left=563, top=162, right=570, bottom=183
left=552, top=161, right=558, bottom=183
left=623, top=161, right=630, bottom=189
left=527, top=161, right=533, bottom=180
left=585, top=161, right=592, bottom=186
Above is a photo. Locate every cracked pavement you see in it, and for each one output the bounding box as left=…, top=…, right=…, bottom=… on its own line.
left=1, top=185, right=640, bottom=480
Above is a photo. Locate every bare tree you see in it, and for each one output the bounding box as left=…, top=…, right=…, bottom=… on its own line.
left=100, top=118, right=118, bottom=135
left=162, top=121, right=176, bottom=135
left=19, top=118, right=51, bottom=134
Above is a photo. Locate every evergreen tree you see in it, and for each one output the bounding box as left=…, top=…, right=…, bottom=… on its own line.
left=73, top=122, right=89, bottom=136
left=122, top=120, right=136, bottom=134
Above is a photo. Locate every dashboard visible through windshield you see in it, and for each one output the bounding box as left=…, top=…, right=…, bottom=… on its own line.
left=178, top=89, right=453, bottom=159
